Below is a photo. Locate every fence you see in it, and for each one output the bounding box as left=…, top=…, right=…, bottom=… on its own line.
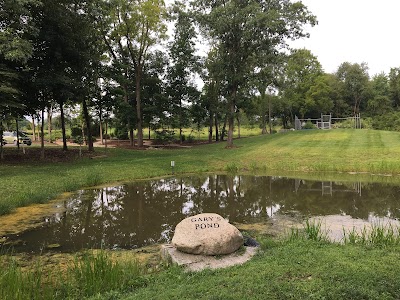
left=295, top=113, right=361, bottom=130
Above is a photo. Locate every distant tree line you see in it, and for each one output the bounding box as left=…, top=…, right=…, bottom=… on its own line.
left=1, top=0, right=400, bottom=157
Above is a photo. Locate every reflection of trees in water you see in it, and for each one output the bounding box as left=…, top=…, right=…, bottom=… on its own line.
left=11, top=176, right=400, bottom=253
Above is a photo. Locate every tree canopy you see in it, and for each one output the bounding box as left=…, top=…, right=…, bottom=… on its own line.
left=3, top=0, right=400, bottom=154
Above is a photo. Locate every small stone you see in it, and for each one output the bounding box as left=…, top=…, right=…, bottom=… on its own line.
left=172, top=213, right=243, bottom=255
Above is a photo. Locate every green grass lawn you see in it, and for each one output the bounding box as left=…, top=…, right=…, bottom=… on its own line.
left=120, top=240, right=400, bottom=300
left=3, top=129, right=400, bottom=299
left=3, top=237, right=400, bottom=300
left=2, top=129, right=400, bottom=215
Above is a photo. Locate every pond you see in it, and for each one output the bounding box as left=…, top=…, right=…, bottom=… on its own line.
left=2, top=175, right=400, bottom=253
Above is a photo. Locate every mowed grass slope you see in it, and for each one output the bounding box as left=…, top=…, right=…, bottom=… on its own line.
left=2, top=129, right=400, bottom=215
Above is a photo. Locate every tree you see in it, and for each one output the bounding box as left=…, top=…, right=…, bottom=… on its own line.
left=100, top=0, right=167, bottom=147
left=388, top=68, right=400, bottom=108
left=367, top=73, right=391, bottom=116
left=167, top=2, right=200, bottom=143
left=280, top=49, right=323, bottom=119
left=305, top=74, right=335, bottom=117
left=201, top=47, right=226, bottom=142
left=336, top=62, right=370, bottom=116
left=0, top=0, right=40, bottom=159
left=193, top=0, right=317, bottom=147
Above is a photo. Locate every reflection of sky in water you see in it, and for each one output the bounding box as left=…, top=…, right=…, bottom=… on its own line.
left=182, top=200, right=194, bottom=215
left=5, top=175, right=400, bottom=253
left=266, top=204, right=281, bottom=217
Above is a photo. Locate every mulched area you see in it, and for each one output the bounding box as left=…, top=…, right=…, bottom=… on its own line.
left=0, top=147, right=95, bottom=164
left=0, top=139, right=220, bottom=164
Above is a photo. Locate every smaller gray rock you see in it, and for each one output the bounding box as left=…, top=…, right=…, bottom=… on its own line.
left=172, top=213, right=243, bottom=255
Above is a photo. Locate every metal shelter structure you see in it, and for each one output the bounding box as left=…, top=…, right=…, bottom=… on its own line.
left=295, top=113, right=361, bottom=130
left=295, top=180, right=362, bottom=197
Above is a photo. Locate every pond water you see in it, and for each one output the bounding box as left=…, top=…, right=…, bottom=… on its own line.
left=3, top=175, right=400, bottom=253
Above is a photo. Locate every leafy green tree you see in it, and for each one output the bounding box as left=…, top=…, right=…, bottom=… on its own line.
left=388, top=67, right=400, bottom=108
left=367, top=73, right=391, bottom=116
left=167, top=2, right=200, bottom=143
left=100, top=0, right=167, bottom=147
left=193, top=0, right=316, bottom=147
left=305, top=74, right=335, bottom=117
left=201, top=47, right=226, bottom=142
left=336, top=62, right=370, bottom=116
left=0, top=0, right=41, bottom=158
left=280, top=49, right=323, bottom=119
left=142, top=51, right=168, bottom=138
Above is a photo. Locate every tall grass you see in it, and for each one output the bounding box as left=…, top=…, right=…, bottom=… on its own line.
left=225, top=162, right=240, bottom=174
left=288, top=220, right=400, bottom=248
left=0, top=250, right=145, bottom=300
left=287, top=219, right=329, bottom=242
left=0, top=257, right=52, bottom=300
left=342, top=223, right=400, bottom=247
left=68, top=250, right=143, bottom=298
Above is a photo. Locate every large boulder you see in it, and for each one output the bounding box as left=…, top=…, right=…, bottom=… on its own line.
left=171, top=213, right=243, bottom=255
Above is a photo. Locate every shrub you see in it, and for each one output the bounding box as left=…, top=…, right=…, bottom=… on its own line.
left=154, top=130, right=175, bottom=144
left=303, top=121, right=316, bottom=129
left=71, top=126, right=82, bottom=138
left=186, top=135, right=195, bottom=143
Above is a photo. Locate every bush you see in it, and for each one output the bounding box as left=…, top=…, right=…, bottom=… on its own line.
left=303, top=121, right=315, bottom=129
left=154, top=130, right=175, bottom=144
left=71, top=126, right=82, bottom=138
left=186, top=135, right=195, bottom=143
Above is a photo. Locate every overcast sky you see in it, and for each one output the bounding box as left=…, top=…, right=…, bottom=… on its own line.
left=290, top=0, right=400, bottom=77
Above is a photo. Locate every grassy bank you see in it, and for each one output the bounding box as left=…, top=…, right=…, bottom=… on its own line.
left=2, top=223, right=400, bottom=300
left=2, top=129, right=400, bottom=215
left=123, top=240, right=400, bottom=300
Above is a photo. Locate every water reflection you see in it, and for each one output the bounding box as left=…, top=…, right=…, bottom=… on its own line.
left=4, top=175, right=400, bottom=253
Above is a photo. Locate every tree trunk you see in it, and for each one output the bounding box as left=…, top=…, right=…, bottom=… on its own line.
left=268, top=96, right=272, bottom=134
left=123, top=85, right=134, bottom=146
left=354, top=95, right=361, bottom=116
left=261, top=114, right=267, bottom=134
left=82, top=99, right=94, bottom=152
left=16, top=118, right=20, bottom=150
left=59, top=101, right=68, bottom=151
left=47, top=106, right=52, bottom=143
left=215, top=115, right=219, bottom=141
left=227, top=94, right=236, bottom=147
left=81, top=119, right=85, bottom=145
left=135, top=67, right=143, bottom=147
left=179, top=99, right=183, bottom=144
left=32, top=115, right=36, bottom=141
left=105, top=120, right=108, bottom=152
left=99, top=108, right=103, bottom=145
left=208, top=111, right=213, bottom=143
left=0, top=121, right=4, bottom=160
left=221, top=115, right=227, bottom=141
left=130, top=128, right=135, bottom=146
left=40, top=109, right=45, bottom=160
left=36, top=115, right=40, bottom=141
left=236, top=115, right=241, bottom=139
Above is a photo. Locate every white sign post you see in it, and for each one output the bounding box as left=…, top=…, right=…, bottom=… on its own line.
left=171, top=161, right=175, bottom=174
